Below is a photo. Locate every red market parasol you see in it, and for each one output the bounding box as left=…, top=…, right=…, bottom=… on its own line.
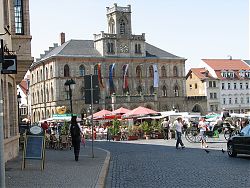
left=89, top=109, right=112, bottom=119
left=122, top=106, right=157, bottom=118
left=112, top=107, right=131, bottom=115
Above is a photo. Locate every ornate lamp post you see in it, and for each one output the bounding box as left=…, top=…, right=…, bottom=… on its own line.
left=64, top=79, right=76, bottom=115
left=17, top=92, right=22, bottom=127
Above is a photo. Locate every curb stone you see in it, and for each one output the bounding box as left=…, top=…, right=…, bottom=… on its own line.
left=95, top=147, right=110, bottom=188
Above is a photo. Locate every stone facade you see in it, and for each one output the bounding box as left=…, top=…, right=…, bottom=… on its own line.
left=0, top=0, right=32, bottom=162
left=30, top=4, right=187, bottom=122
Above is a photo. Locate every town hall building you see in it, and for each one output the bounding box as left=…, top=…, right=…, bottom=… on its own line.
left=29, top=4, right=188, bottom=122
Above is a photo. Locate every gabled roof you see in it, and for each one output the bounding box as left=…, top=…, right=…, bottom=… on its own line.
left=186, top=68, right=215, bottom=80
left=31, top=40, right=183, bottom=68
left=202, top=59, right=250, bottom=70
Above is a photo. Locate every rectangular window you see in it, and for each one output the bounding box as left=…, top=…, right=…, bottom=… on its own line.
left=229, top=98, right=232, bottom=104
left=223, top=98, right=226, bottom=104
left=246, top=82, right=249, bottom=89
left=209, top=81, right=212, bottom=87
left=14, top=0, right=24, bottom=34
left=213, top=81, right=216, bottom=87
left=234, top=83, right=237, bottom=89
left=195, top=83, right=197, bottom=89
left=215, top=105, right=218, bottom=111
left=241, top=97, right=244, bottom=104
left=210, top=93, right=213, bottom=99
left=214, top=93, right=217, bottom=99
left=222, top=83, right=225, bottom=90
left=210, top=105, right=214, bottom=112
left=235, top=98, right=238, bottom=104
left=228, top=83, right=231, bottom=90
left=247, top=97, right=249, bottom=104
left=240, top=83, right=243, bottom=89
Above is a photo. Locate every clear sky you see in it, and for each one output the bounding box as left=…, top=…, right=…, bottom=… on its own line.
left=29, top=0, right=249, bottom=73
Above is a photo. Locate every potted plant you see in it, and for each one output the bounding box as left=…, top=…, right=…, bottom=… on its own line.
left=127, top=126, right=139, bottom=140
left=112, top=118, right=121, bottom=141
left=139, top=121, right=152, bottom=139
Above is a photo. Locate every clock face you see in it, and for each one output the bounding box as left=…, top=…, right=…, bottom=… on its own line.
left=120, top=44, right=129, bottom=53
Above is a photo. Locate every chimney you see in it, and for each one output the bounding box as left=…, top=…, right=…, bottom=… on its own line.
left=60, top=32, right=65, bottom=45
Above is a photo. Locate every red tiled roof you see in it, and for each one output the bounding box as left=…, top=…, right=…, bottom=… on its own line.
left=19, top=80, right=28, bottom=96
left=202, top=59, right=250, bottom=70
left=187, top=68, right=214, bottom=80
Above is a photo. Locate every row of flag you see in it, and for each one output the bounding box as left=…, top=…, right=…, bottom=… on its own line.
left=97, top=63, right=159, bottom=94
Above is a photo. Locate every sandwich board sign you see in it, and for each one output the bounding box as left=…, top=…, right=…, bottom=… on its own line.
left=22, top=125, right=45, bottom=170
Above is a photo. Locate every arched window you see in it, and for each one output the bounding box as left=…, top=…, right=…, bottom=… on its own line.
left=94, top=64, right=98, bottom=75
left=51, top=86, right=54, bottom=101
left=120, top=19, right=125, bottom=34
left=79, top=65, right=85, bottom=76
left=174, top=85, right=179, bottom=97
left=41, top=89, right=43, bottom=102
left=136, top=65, right=142, bottom=78
left=45, top=67, right=48, bottom=80
left=135, top=44, right=141, bottom=53
left=64, top=64, right=70, bottom=77
left=173, top=66, right=178, bottom=77
left=36, top=71, right=39, bottom=82
left=32, top=74, right=34, bottom=84
left=162, top=85, right=167, bottom=96
left=137, top=85, right=142, bottom=95
left=40, top=69, right=43, bottom=81
left=46, top=88, right=49, bottom=101
left=37, top=91, right=39, bottom=103
left=149, top=65, right=154, bottom=77
left=150, top=85, right=154, bottom=95
left=107, top=42, right=114, bottom=53
left=50, top=65, right=53, bottom=78
left=161, top=66, right=166, bottom=77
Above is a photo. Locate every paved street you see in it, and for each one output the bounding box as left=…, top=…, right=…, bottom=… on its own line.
left=5, top=145, right=107, bottom=188
left=95, top=135, right=250, bottom=188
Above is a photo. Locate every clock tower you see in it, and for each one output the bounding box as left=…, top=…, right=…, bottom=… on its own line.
left=94, top=3, right=146, bottom=57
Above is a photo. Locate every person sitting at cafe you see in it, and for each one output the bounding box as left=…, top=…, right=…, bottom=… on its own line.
left=41, top=121, right=49, bottom=133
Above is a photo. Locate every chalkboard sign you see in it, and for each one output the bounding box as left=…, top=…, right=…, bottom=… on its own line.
left=25, top=135, right=44, bottom=159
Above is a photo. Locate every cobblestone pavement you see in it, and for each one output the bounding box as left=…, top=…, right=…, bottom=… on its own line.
left=95, top=135, right=250, bottom=188
left=5, top=145, right=107, bottom=188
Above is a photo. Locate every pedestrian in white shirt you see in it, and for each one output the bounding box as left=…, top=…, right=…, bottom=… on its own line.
left=174, top=117, right=185, bottom=149
left=198, top=117, right=208, bottom=148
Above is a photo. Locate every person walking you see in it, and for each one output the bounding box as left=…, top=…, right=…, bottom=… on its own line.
left=174, top=117, right=185, bottom=149
left=198, top=117, right=208, bottom=148
left=161, top=117, right=170, bottom=140
left=70, top=116, right=83, bottom=161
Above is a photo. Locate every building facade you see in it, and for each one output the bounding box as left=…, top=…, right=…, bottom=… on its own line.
left=186, top=68, right=220, bottom=113
left=29, top=4, right=187, bottom=122
left=200, top=59, right=250, bottom=113
left=0, top=0, right=32, bottom=162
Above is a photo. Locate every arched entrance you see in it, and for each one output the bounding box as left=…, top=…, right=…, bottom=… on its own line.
left=192, top=104, right=203, bottom=114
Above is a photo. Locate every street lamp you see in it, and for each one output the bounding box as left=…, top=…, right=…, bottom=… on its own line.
left=17, top=92, right=22, bottom=127
left=64, top=79, right=76, bottom=115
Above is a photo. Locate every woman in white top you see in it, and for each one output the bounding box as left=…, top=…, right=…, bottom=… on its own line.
left=198, top=117, right=208, bottom=148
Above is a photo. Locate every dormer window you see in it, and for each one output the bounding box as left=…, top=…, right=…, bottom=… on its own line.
left=221, top=71, right=234, bottom=78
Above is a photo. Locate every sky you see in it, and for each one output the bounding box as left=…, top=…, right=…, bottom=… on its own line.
left=29, top=0, right=249, bottom=73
